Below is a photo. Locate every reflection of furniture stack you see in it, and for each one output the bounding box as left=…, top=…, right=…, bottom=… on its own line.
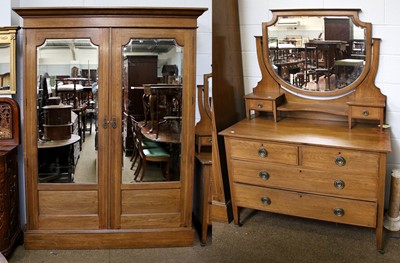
left=38, top=97, right=79, bottom=183
left=42, top=103, right=73, bottom=140
left=123, top=56, right=158, bottom=156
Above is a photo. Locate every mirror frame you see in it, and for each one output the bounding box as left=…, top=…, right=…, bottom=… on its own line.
left=262, top=9, right=372, bottom=98
left=0, top=26, right=19, bottom=95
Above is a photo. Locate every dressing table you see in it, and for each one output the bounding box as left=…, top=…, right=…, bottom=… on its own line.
left=220, top=9, right=391, bottom=251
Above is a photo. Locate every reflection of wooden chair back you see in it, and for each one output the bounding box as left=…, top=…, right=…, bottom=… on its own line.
left=195, top=73, right=212, bottom=153
left=132, top=119, right=171, bottom=182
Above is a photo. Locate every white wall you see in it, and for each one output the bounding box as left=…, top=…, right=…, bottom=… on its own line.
left=238, top=0, right=400, bottom=202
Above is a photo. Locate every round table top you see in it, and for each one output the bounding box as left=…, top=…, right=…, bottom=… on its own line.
left=38, top=134, right=80, bottom=148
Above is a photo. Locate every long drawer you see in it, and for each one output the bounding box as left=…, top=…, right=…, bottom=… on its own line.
left=231, top=160, right=377, bottom=200
left=233, top=183, right=377, bottom=227
left=229, top=138, right=298, bottom=165
left=301, top=145, right=379, bottom=176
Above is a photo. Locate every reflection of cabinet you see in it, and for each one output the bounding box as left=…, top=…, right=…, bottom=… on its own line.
left=324, top=18, right=352, bottom=42
left=15, top=7, right=206, bottom=250
left=123, top=56, right=158, bottom=155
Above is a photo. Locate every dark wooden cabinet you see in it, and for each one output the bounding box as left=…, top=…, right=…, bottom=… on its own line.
left=0, top=98, right=21, bottom=257
left=0, top=146, right=22, bottom=257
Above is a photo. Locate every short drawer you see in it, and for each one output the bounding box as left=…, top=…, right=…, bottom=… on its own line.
left=233, top=183, right=377, bottom=227
left=301, top=145, right=379, bottom=176
left=231, top=160, right=377, bottom=200
left=196, top=135, right=212, bottom=146
left=350, top=106, right=382, bottom=120
left=246, top=99, right=273, bottom=112
left=229, top=138, right=298, bottom=165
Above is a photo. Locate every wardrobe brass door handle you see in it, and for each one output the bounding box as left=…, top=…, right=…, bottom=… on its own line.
left=112, top=117, right=117, bottom=129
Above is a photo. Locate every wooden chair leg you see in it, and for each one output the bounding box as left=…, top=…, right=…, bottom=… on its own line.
left=130, top=149, right=139, bottom=170
left=165, top=160, right=170, bottom=181
left=139, top=160, right=147, bottom=182
left=134, top=159, right=142, bottom=180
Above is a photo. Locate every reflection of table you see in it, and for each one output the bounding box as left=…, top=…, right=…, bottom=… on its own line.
left=140, top=123, right=181, bottom=181
left=141, top=124, right=180, bottom=144
left=142, top=84, right=182, bottom=138
left=305, top=40, right=347, bottom=90
left=38, top=134, right=80, bottom=183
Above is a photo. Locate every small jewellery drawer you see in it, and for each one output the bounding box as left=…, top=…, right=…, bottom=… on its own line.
left=246, top=99, right=273, bottom=112
left=301, top=145, right=379, bottom=176
left=231, top=160, right=377, bottom=200
left=229, top=138, right=298, bottom=165
left=196, top=135, right=212, bottom=146
left=233, top=183, right=377, bottom=227
left=350, top=106, right=381, bottom=120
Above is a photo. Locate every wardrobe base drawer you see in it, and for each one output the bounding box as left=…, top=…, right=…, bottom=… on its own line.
left=233, top=183, right=377, bottom=227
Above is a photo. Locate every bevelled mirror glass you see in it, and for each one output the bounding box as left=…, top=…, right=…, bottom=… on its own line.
left=121, top=38, right=183, bottom=183
left=37, top=38, right=99, bottom=184
left=0, top=27, right=19, bottom=94
left=263, top=9, right=371, bottom=97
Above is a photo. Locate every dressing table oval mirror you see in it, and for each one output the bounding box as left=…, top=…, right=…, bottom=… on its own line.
left=247, top=9, right=385, bottom=129
left=263, top=9, right=370, bottom=97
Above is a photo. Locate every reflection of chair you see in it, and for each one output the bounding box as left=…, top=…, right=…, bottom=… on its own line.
left=132, top=120, right=171, bottom=182
left=129, top=116, right=159, bottom=170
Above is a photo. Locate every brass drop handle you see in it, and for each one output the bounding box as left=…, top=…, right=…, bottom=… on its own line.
left=258, top=146, right=268, bottom=158
left=112, top=117, right=117, bottom=129
left=333, top=208, right=345, bottom=217
left=335, top=156, right=346, bottom=167
left=103, top=116, right=108, bottom=129
left=257, top=103, right=263, bottom=109
left=208, top=138, right=212, bottom=143
left=362, top=109, right=369, bottom=116
left=334, top=180, right=345, bottom=190
left=261, top=196, right=271, bottom=206
left=259, top=170, right=270, bottom=180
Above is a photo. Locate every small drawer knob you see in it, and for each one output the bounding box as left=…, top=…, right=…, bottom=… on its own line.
left=261, top=196, right=271, bottom=206
left=334, top=179, right=345, bottom=190
left=257, top=103, right=263, bottom=109
left=362, top=109, right=369, bottom=116
left=333, top=207, right=345, bottom=217
left=259, top=170, right=270, bottom=180
left=335, top=156, right=346, bottom=167
left=258, top=146, right=268, bottom=158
